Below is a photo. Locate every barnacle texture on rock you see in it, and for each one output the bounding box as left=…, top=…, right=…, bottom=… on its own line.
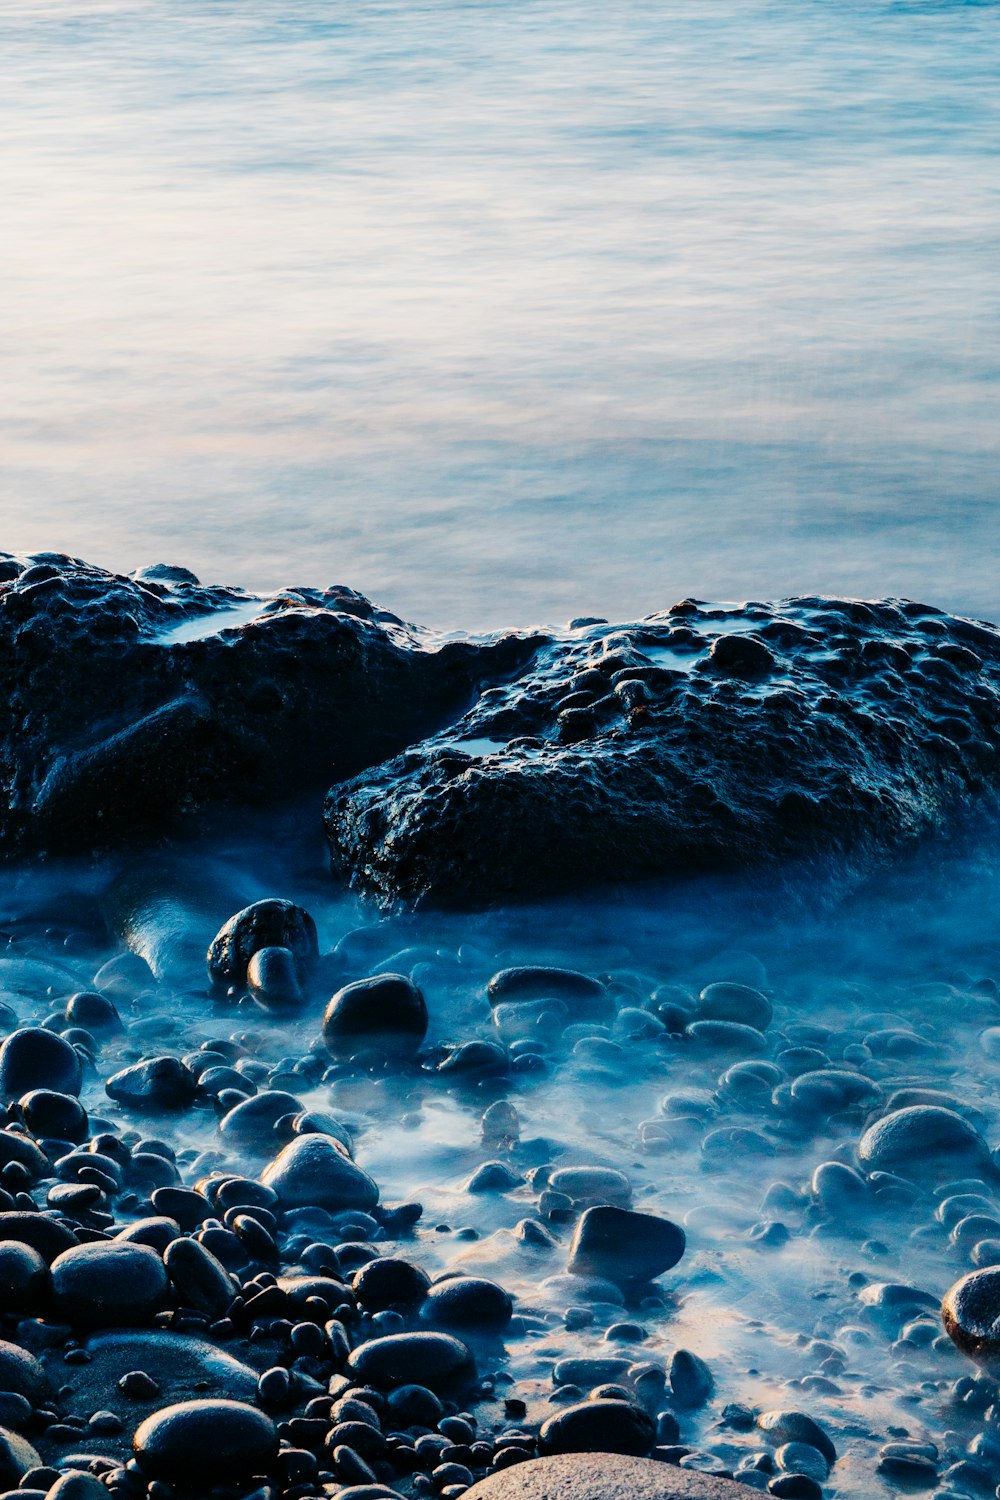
left=0, top=552, right=536, bottom=854
left=324, top=597, right=1000, bottom=907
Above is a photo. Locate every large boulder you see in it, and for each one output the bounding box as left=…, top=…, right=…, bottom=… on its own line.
left=325, top=598, right=1000, bottom=906
left=0, top=555, right=535, bottom=855
left=463, top=1454, right=747, bottom=1499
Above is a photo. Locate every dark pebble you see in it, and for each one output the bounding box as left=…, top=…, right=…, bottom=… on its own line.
left=538, top=1399, right=656, bottom=1457
left=261, top=1134, right=379, bottom=1212
left=0, top=1029, right=82, bottom=1103
left=567, top=1206, right=685, bottom=1284
left=353, top=1256, right=431, bottom=1311
left=347, top=1332, right=476, bottom=1393
left=207, top=900, right=318, bottom=988
left=421, top=1276, right=513, bottom=1333
left=323, top=974, right=428, bottom=1058
left=133, top=1399, right=278, bottom=1484
left=247, top=947, right=303, bottom=1010
left=51, top=1242, right=168, bottom=1327
left=105, top=1057, right=196, bottom=1111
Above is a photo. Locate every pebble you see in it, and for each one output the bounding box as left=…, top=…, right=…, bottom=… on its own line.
left=0, top=1028, right=82, bottom=1103
left=346, top=1332, right=476, bottom=1393
left=133, top=1399, right=278, bottom=1484
left=50, top=1242, right=169, bottom=1327
left=668, top=1349, right=714, bottom=1408
left=421, top=1275, right=514, bottom=1333
left=247, top=946, right=303, bottom=1010
left=697, top=982, right=773, bottom=1031
left=567, top=1206, right=685, bottom=1284
left=323, top=973, right=428, bottom=1057
left=261, top=1133, right=379, bottom=1211
left=105, top=1056, right=197, bottom=1110
left=858, top=1107, right=990, bottom=1178
left=0, top=1341, right=48, bottom=1404
left=538, top=1399, right=656, bottom=1457
left=943, top=1267, right=1000, bottom=1363
left=0, top=1428, right=42, bottom=1489
left=547, top=1166, right=632, bottom=1208
left=207, top=899, right=318, bottom=988
left=756, top=1412, right=836, bottom=1465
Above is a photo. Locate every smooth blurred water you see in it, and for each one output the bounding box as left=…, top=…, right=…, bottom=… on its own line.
left=2, top=0, right=999, bottom=628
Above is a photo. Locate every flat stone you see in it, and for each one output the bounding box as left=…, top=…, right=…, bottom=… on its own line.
left=464, top=1453, right=748, bottom=1499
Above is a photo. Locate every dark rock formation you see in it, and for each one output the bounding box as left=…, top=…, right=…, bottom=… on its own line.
left=4, top=556, right=1000, bottom=911
left=325, top=597, right=1000, bottom=906
left=0, top=553, right=535, bottom=855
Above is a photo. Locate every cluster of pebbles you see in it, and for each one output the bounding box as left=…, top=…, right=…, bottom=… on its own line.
left=1, top=885, right=1000, bottom=1500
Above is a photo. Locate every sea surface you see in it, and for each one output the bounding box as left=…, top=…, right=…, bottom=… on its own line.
left=2, top=0, right=999, bottom=628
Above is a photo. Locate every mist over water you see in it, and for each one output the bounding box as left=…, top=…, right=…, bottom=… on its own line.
left=4, top=4, right=1000, bottom=1494
left=3, top=0, right=1000, bottom=627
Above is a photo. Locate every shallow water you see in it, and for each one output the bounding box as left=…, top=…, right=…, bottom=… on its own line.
left=6, top=820, right=1000, bottom=1492
left=3, top=0, right=1000, bottom=627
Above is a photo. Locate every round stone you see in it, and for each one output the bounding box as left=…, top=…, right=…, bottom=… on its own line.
left=0, top=1243, right=49, bottom=1314
left=346, top=1332, right=476, bottom=1393
left=0, top=1029, right=82, bottom=1104
left=134, top=1399, right=278, bottom=1484
left=943, top=1267, right=1000, bottom=1365
left=547, top=1166, right=632, bottom=1208
left=323, top=973, right=428, bottom=1058
left=463, top=1454, right=748, bottom=1498
left=105, top=1056, right=196, bottom=1110
left=858, top=1106, right=989, bottom=1178
left=0, top=1340, right=48, bottom=1404
left=261, top=1134, right=378, bottom=1212
left=51, top=1242, right=169, bottom=1328
left=487, top=968, right=611, bottom=1019
left=538, top=1400, right=656, bottom=1457
left=207, top=900, right=318, bottom=988
left=420, top=1276, right=513, bottom=1333
left=247, top=947, right=302, bottom=1010
left=567, top=1206, right=685, bottom=1284
left=0, top=1211, right=78, bottom=1264
left=697, top=983, right=773, bottom=1031
left=756, top=1411, right=836, bottom=1464
left=0, top=1427, right=42, bottom=1489
left=17, top=1089, right=88, bottom=1142
left=353, top=1257, right=431, bottom=1311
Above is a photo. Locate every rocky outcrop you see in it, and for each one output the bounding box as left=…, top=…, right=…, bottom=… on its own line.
left=3, top=554, right=1000, bottom=910
left=324, top=597, right=1000, bottom=906
left=0, top=552, right=535, bottom=854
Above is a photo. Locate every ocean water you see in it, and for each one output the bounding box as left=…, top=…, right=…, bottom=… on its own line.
left=2, top=0, right=999, bottom=628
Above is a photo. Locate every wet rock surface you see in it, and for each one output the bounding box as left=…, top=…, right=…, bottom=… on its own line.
left=325, top=597, right=1000, bottom=906
left=4, top=570, right=1000, bottom=1500
left=0, top=555, right=535, bottom=856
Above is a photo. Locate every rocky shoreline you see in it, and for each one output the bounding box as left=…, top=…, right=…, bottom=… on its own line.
left=2, top=553, right=1000, bottom=1500
left=3, top=553, right=1000, bottom=908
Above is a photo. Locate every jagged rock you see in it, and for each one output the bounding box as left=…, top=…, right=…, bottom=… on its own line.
left=4, top=560, right=1000, bottom=911
left=0, top=555, right=535, bottom=855
left=324, top=598, right=1000, bottom=906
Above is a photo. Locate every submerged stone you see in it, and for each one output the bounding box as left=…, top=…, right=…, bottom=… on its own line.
left=858, top=1106, right=990, bottom=1179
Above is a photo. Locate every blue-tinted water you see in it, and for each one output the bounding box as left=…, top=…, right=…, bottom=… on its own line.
left=2, top=0, right=998, bottom=627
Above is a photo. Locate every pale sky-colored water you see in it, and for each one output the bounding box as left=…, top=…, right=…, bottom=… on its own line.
left=2, top=0, right=998, bottom=628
